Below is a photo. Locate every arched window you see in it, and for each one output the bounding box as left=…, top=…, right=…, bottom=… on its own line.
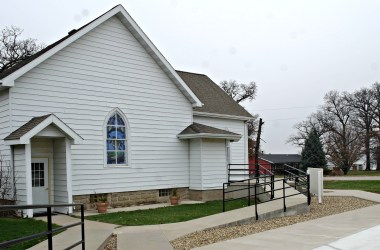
left=106, top=112, right=127, bottom=165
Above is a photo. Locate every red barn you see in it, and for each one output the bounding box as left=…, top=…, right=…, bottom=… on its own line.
left=249, top=154, right=301, bottom=175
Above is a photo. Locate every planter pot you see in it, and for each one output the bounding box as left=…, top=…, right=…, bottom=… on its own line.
left=170, top=196, right=179, bottom=205
left=96, top=202, right=108, bottom=213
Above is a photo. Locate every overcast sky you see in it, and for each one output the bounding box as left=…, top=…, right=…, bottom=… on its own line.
left=2, top=0, right=380, bottom=154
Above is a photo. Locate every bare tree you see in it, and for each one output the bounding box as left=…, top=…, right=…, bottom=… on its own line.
left=371, top=82, right=380, bottom=170
left=0, top=152, right=16, bottom=202
left=219, top=79, right=258, bottom=157
left=0, top=26, right=44, bottom=73
left=290, top=90, right=362, bottom=174
left=288, top=111, right=326, bottom=147
left=220, top=80, right=257, bottom=103
left=321, top=91, right=362, bottom=174
left=345, top=88, right=375, bottom=171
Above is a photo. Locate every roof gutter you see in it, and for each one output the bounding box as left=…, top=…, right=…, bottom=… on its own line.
left=193, top=111, right=253, bottom=121
left=177, top=133, right=241, bottom=141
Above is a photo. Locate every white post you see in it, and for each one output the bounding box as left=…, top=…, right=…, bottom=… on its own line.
left=25, top=143, right=33, bottom=218
left=317, top=169, right=323, bottom=204
left=65, top=138, right=73, bottom=214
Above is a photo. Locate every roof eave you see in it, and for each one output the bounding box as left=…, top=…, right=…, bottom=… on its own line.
left=193, top=111, right=252, bottom=121
left=115, top=9, right=202, bottom=107
left=4, top=115, right=83, bottom=145
left=0, top=6, right=118, bottom=85
left=258, top=157, right=274, bottom=164
left=0, top=6, right=202, bottom=107
left=177, top=133, right=241, bottom=141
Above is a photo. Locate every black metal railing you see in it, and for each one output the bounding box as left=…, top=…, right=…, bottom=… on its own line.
left=223, top=163, right=310, bottom=220
left=228, top=163, right=274, bottom=194
left=0, top=204, right=85, bottom=250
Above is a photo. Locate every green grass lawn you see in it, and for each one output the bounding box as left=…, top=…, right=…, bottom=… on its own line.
left=0, top=217, right=60, bottom=250
left=86, top=199, right=254, bottom=226
left=324, top=180, right=380, bottom=193
left=346, top=170, right=380, bottom=176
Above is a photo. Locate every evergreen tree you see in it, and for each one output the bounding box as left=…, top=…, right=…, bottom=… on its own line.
left=301, top=129, right=327, bottom=171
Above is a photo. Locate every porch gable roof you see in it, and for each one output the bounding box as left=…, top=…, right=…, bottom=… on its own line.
left=4, top=114, right=83, bottom=145
left=177, top=122, right=241, bottom=141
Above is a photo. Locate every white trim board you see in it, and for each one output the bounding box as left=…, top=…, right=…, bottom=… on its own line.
left=0, top=5, right=202, bottom=108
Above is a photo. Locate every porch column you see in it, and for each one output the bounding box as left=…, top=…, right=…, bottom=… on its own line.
left=65, top=138, right=73, bottom=213
left=25, top=143, right=33, bottom=218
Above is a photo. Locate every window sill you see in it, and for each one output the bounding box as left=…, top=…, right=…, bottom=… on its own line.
left=106, top=164, right=129, bottom=168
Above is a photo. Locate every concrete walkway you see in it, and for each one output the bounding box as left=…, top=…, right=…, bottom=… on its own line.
left=116, top=196, right=308, bottom=249
left=28, top=188, right=380, bottom=249
left=30, top=215, right=116, bottom=250
left=27, top=196, right=307, bottom=250
left=195, top=190, right=380, bottom=250
left=324, top=176, right=380, bottom=180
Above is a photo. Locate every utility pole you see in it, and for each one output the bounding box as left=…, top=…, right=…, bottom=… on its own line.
left=254, top=118, right=264, bottom=178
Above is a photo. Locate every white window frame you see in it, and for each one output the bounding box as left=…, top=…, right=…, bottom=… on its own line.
left=104, top=108, right=130, bottom=168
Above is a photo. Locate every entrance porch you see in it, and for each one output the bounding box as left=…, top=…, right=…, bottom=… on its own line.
left=4, top=114, right=82, bottom=217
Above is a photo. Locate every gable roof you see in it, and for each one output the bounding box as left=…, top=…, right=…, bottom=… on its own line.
left=176, top=71, right=253, bottom=120
left=178, top=122, right=241, bottom=141
left=4, top=114, right=83, bottom=145
left=0, top=5, right=202, bottom=107
left=259, top=154, right=301, bottom=164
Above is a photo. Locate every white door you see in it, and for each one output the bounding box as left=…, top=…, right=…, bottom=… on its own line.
left=32, top=158, right=49, bottom=213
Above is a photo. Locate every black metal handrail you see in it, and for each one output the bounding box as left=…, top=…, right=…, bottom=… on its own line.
left=228, top=163, right=274, bottom=182
left=224, top=164, right=311, bottom=220
left=0, top=203, right=85, bottom=250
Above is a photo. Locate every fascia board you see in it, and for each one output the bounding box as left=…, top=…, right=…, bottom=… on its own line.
left=19, top=115, right=83, bottom=144
left=4, top=139, right=21, bottom=145
left=178, top=133, right=241, bottom=141
left=0, top=7, right=121, bottom=85
left=51, top=116, right=83, bottom=142
left=117, top=8, right=203, bottom=107
left=193, top=111, right=252, bottom=121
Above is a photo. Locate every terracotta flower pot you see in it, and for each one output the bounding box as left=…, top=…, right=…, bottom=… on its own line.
left=170, top=196, right=179, bottom=205
left=96, top=202, right=108, bottom=213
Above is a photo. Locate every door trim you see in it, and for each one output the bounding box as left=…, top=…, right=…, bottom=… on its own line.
left=31, top=158, right=50, bottom=205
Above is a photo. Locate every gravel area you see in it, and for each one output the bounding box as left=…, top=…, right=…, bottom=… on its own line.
left=103, top=234, right=117, bottom=250
left=171, top=196, right=377, bottom=250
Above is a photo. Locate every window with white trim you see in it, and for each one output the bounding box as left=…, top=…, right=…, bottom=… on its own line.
left=106, top=112, right=127, bottom=165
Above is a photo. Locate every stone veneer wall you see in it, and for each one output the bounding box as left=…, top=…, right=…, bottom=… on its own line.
left=188, top=189, right=223, bottom=201
left=73, top=188, right=189, bottom=211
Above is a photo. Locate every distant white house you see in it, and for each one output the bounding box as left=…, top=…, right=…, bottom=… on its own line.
left=326, top=157, right=377, bottom=171
left=352, top=157, right=377, bottom=171
left=0, top=5, right=252, bottom=217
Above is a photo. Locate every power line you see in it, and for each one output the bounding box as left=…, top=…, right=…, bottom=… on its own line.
left=265, top=117, right=307, bottom=122
left=253, top=106, right=317, bottom=112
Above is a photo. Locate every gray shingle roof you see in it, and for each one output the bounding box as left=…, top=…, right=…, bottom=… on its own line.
left=176, top=71, right=253, bottom=118
left=260, top=154, right=302, bottom=164
left=179, top=122, right=240, bottom=137
left=4, top=114, right=52, bottom=140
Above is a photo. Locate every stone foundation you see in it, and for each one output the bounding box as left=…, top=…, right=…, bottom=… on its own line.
left=189, top=189, right=223, bottom=201
left=73, top=188, right=189, bottom=210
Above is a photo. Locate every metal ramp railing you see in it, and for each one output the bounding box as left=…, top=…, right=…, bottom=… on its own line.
left=223, top=163, right=310, bottom=220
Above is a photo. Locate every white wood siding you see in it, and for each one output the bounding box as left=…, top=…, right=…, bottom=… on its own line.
left=189, top=139, right=202, bottom=190
left=10, top=16, right=193, bottom=195
left=200, top=139, right=227, bottom=189
left=14, top=145, right=26, bottom=204
left=31, top=138, right=54, bottom=203
left=0, top=90, right=10, bottom=159
left=193, top=116, right=248, bottom=164
left=53, top=138, right=68, bottom=207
